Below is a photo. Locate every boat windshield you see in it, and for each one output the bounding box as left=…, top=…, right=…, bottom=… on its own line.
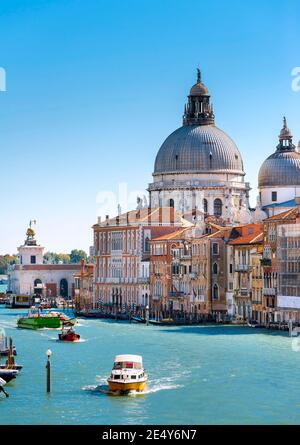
left=113, top=362, right=142, bottom=370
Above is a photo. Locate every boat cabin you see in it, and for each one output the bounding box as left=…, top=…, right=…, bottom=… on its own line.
left=113, top=354, right=143, bottom=370
left=110, top=355, right=145, bottom=381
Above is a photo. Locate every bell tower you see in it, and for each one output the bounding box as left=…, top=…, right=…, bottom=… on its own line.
left=18, top=220, right=44, bottom=266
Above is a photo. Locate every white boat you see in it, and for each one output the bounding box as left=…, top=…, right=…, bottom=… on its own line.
left=107, top=354, right=148, bottom=392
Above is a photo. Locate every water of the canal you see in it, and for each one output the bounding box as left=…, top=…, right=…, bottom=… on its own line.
left=0, top=307, right=299, bottom=425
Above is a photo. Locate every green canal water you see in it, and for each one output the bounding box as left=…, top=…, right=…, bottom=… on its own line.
left=0, top=307, right=300, bottom=425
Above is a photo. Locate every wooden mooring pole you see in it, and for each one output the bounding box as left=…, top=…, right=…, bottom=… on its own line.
left=46, top=349, right=52, bottom=393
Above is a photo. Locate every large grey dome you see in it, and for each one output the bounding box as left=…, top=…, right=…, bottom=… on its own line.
left=154, top=124, right=244, bottom=175
left=258, top=150, right=300, bottom=187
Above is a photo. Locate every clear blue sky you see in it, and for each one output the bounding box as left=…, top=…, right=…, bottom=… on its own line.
left=1, top=0, right=299, bottom=254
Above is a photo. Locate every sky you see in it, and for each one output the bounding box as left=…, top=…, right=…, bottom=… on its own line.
left=0, top=0, right=299, bottom=254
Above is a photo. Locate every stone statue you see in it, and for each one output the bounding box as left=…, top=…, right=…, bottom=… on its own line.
left=136, top=196, right=143, bottom=210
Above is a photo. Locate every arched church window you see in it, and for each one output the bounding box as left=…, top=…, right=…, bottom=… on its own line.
left=169, top=199, right=174, bottom=208
left=203, top=199, right=208, bottom=214
left=214, top=199, right=222, bottom=217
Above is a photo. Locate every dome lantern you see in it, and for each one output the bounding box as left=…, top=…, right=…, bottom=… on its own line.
left=277, top=116, right=295, bottom=152
left=183, top=68, right=215, bottom=126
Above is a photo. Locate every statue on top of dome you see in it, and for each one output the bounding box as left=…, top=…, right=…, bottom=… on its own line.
left=197, top=67, right=201, bottom=83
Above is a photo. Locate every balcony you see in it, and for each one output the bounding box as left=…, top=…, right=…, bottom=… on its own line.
left=169, top=291, right=185, bottom=299
left=105, top=277, right=122, bottom=284
left=263, top=288, right=276, bottom=296
left=234, top=289, right=251, bottom=298
left=235, top=264, right=251, bottom=272
left=138, top=277, right=150, bottom=284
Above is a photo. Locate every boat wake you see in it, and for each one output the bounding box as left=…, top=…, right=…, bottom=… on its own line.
left=82, top=379, right=182, bottom=396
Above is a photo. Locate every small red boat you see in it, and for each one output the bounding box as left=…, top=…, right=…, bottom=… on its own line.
left=58, top=327, right=80, bottom=342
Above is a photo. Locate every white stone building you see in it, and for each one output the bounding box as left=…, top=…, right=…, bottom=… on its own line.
left=8, top=225, right=80, bottom=298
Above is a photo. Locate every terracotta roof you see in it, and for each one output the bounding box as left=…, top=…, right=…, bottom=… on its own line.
left=228, top=224, right=263, bottom=245
left=263, top=208, right=298, bottom=222
left=94, top=207, right=192, bottom=228
left=152, top=227, right=191, bottom=242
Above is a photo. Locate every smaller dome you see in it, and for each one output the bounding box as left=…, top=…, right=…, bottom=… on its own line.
left=258, top=118, right=300, bottom=188
left=190, top=82, right=209, bottom=96
left=258, top=151, right=300, bottom=187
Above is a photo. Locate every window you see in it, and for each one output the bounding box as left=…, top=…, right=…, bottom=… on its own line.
left=169, top=199, right=174, bottom=208
left=31, top=255, right=36, bottom=264
left=271, top=191, right=277, bottom=202
left=213, top=263, right=218, bottom=275
left=229, top=264, right=233, bottom=274
left=212, top=243, right=219, bottom=255
left=214, top=199, right=222, bottom=217
left=144, top=236, right=150, bottom=252
left=213, top=284, right=219, bottom=300
left=203, top=199, right=208, bottom=214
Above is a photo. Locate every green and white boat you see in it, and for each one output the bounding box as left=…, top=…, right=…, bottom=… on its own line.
left=17, top=308, right=61, bottom=330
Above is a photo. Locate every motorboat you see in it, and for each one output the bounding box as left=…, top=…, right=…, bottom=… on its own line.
left=17, top=307, right=61, bottom=330
left=107, top=354, right=148, bottom=393
left=58, top=327, right=80, bottom=342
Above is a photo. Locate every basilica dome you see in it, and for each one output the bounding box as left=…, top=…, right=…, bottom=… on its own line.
left=154, top=124, right=244, bottom=175
left=148, top=68, right=250, bottom=225
left=258, top=118, right=300, bottom=187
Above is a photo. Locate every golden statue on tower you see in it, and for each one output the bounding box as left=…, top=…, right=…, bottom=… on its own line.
left=26, top=220, right=36, bottom=240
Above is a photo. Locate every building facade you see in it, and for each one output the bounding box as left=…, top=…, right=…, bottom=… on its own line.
left=93, top=208, right=191, bottom=313
left=8, top=225, right=80, bottom=299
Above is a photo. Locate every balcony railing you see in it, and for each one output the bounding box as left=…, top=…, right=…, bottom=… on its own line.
left=263, top=288, right=276, bottom=296
left=235, top=264, right=251, bottom=272
left=169, top=291, right=185, bottom=298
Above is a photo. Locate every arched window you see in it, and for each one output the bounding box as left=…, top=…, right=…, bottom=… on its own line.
left=213, top=284, right=219, bottom=300
left=214, top=199, right=222, bottom=217
left=169, top=199, right=174, bottom=208
left=213, top=263, right=218, bottom=275
left=144, top=236, right=150, bottom=252
left=34, top=278, right=43, bottom=295
left=203, top=199, right=208, bottom=214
